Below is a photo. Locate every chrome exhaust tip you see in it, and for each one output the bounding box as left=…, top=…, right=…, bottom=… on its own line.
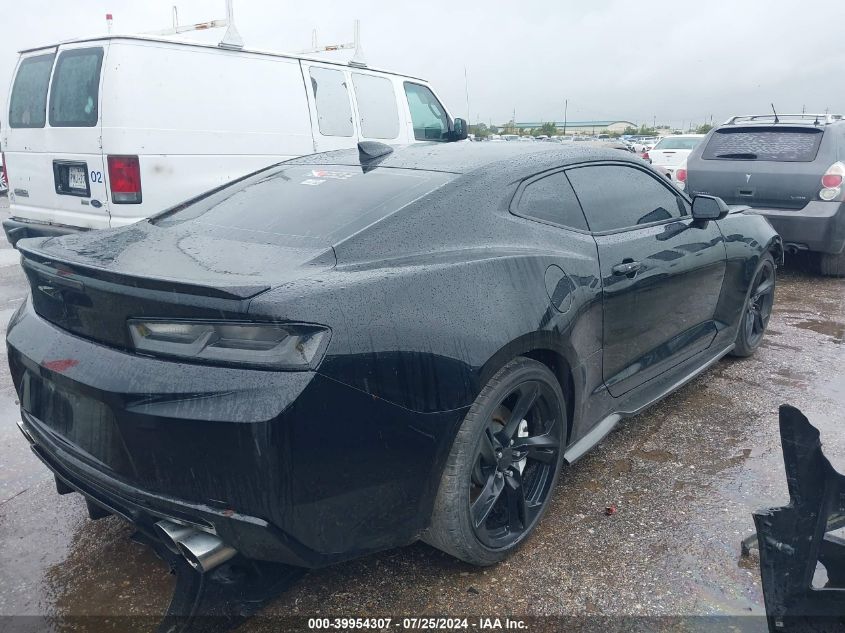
left=176, top=530, right=237, bottom=573
left=153, top=519, right=200, bottom=555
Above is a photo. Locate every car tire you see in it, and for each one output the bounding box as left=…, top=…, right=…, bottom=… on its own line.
left=730, top=253, right=776, bottom=358
left=423, top=357, right=566, bottom=566
left=820, top=251, right=845, bottom=277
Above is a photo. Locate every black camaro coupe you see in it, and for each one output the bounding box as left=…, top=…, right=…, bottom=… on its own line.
left=9, top=142, right=780, bottom=570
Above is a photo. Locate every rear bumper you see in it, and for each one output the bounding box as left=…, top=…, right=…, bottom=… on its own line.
left=6, top=301, right=464, bottom=567
left=17, top=409, right=317, bottom=566
left=3, top=217, right=85, bottom=248
left=744, top=201, right=845, bottom=255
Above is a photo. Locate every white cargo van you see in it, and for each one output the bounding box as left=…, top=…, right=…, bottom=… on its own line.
left=2, top=35, right=466, bottom=245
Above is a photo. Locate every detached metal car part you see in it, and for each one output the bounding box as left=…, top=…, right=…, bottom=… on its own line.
left=8, top=141, right=781, bottom=573
left=750, top=405, right=845, bottom=633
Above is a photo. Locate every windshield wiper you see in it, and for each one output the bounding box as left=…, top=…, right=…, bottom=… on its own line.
left=716, top=152, right=758, bottom=159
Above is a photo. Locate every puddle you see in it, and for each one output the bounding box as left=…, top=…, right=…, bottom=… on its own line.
left=792, top=319, right=845, bottom=343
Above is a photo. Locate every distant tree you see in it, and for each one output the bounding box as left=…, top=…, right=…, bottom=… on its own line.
left=695, top=123, right=714, bottom=134
left=470, top=123, right=490, bottom=139
left=623, top=126, right=638, bottom=135
left=488, top=125, right=499, bottom=134
left=538, top=121, right=558, bottom=136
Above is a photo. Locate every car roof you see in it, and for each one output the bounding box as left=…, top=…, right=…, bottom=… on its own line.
left=285, top=142, right=642, bottom=178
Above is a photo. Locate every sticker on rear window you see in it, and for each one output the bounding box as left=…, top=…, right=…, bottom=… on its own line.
left=300, top=179, right=325, bottom=186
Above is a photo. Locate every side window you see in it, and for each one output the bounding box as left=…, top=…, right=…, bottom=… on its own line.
left=309, top=67, right=354, bottom=137
left=9, top=53, right=55, bottom=128
left=516, top=171, right=588, bottom=231
left=352, top=74, right=400, bottom=140
left=49, top=47, right=104, bottom=127
left=566, top=165, right=685, bottom=232
left=403, top=82, right=449, bottom=141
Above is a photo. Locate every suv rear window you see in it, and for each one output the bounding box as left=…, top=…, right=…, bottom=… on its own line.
left=702, top=127, right=823, bottom=162
left=9, top=53, right=55, bottom=128
left=49, top=47, right=104, bottom=127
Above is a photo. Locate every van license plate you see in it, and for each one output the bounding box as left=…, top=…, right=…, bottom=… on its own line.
left=68, top=166, right=87, bottom=190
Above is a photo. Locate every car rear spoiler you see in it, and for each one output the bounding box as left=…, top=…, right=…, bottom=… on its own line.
left=17, top=241, right=270, bottom=301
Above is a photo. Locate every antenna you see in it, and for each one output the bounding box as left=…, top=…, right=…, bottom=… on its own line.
left=771, top=103, right=780, bottom=124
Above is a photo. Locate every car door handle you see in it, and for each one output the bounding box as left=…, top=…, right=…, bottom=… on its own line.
left=612, top=261, right=642, bottom=276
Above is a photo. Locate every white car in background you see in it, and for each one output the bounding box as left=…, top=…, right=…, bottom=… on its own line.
left=647, top=134, right=705, bottom=182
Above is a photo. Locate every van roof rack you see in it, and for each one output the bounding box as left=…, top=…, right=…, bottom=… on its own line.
left=298, top=19, right=367, bottom=67
left=723, top=113, right=844, bottom=126
left=143, top=0, right=243, bottom=49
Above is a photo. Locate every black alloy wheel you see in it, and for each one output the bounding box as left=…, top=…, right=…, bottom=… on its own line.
left=470, top=380, right=562, bottom=548
left=425, top=357, right=566, bottom=565
left=732, top=253, right=776, bottom=357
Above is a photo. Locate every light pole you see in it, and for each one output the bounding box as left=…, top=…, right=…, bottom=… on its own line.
left=563, top=99, right=568, bottom=135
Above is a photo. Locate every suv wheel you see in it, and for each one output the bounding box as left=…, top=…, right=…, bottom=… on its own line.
left=424, top=357, right=566, bottom=566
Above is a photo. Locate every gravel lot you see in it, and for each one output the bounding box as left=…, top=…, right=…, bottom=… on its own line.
left=0, top=194, right=842, bottom=630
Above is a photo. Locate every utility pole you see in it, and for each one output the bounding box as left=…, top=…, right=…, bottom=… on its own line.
left=563, top=99, right=568, bottom=135
left=464, top=67, right=470, bottom=124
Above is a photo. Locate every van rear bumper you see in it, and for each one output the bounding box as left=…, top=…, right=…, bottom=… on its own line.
left=2, top=218, right=86, bottom=248
left=744, top=201, right=845, bottom=255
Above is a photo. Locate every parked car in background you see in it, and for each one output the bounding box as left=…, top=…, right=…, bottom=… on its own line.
left=502, top=134, right=520, bottom=141
left=649, top=134, right=704, bottom=181
left=671, top=158, right=688, bottom=190
left=2, top=35, right=466, bottom=246
left=9, top=141, right=781, bottom=571
left=686, top=114, right=845, bottom=276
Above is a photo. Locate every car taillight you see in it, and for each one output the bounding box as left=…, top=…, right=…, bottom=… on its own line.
left=819, top=161, right=845, bottom=201
left=676, top=168, right=687, bottom=182
left=642, top=151, right=650, bottom=162
left=107, top=155, right=142, bottom=204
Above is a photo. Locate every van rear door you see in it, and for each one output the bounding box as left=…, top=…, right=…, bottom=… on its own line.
left=5, top=43, right=110, bottom=230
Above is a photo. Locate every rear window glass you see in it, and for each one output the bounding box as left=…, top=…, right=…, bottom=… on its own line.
left=653, top=137, right=702, bottom=150
left=702, top=128, right=823, bottom=162
left=516, top=171, right=588, bottom=231
left=49, top=47, right=104, bottom=127
left=155, top=165, right=455, bottom=243
left=9, top=53, right=55, bottom=128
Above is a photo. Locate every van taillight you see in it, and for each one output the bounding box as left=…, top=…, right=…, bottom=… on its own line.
left=107, top=155, right=142, bottom=204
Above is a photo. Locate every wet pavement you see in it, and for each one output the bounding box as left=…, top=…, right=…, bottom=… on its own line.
left=0, top=192, right=843, bottom=629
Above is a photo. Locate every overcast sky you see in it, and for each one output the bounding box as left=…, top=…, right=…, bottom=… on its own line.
left=1, top=0, right=843, bottom=130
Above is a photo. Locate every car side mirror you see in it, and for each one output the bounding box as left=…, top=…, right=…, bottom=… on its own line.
left=691, top=194, right=729, bottom=221
left=450, top=117, right=469, bottom=141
